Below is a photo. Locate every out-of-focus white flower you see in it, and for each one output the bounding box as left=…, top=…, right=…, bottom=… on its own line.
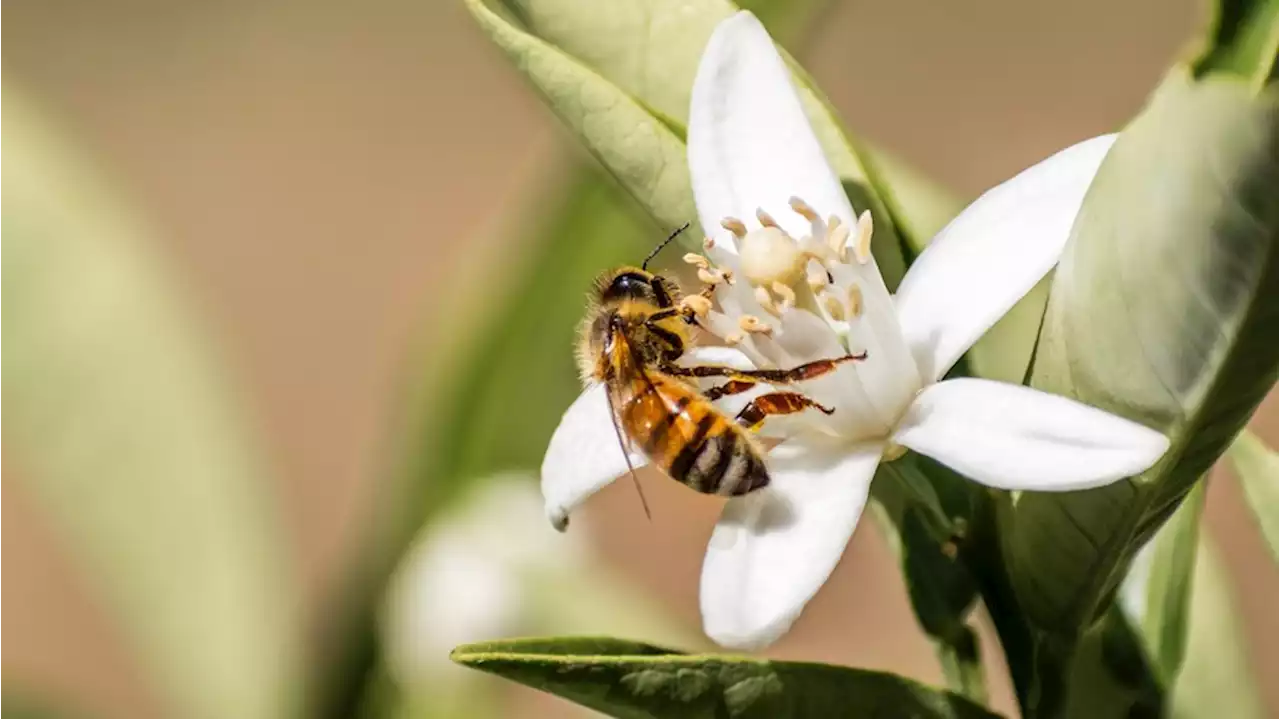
left=539, top=11, right=1170, bottom=650
left=383, top=474, right=581, bottom=689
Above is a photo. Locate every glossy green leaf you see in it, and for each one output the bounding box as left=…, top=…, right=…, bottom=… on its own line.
left=468, top=0, right=913, bottom=284
left=1225, top=429, right=1279, bottom=559
left=2, top=94, right=300, bottom=719
left=466, top=0, right=694, bottom=232
left=451, top=637, right=1002, bottom=719
left=1192, top=0, right=1278, bottom=84
left=1004, top=68, right=1278, bottom=636
left=1140, top=481, right=1205, bottom=683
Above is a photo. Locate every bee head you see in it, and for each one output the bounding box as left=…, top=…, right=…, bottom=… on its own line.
left=599, top=268, right=675, bottom=308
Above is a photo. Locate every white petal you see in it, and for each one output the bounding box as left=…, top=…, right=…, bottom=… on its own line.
left=687, top=11, right=853, bottom=245
left=679, top=345, right=757, bottom=371
left=895, top=134, right=1117, bottom=382
left=892, top=378, right=1170, bottom=490
left=700, top=442, right=882, bottom=649
left=540, top=384, right=645, bottom=531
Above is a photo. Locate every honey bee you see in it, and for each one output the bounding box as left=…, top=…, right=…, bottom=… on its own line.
left=577, top=225, right=864, bottom=511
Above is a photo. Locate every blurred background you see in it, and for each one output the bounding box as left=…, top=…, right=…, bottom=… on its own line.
left=3, top=0, right=1276, bottom=717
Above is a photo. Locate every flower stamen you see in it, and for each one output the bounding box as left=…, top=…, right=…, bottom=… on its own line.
left=753, top=286, right=780, bottom=316
left=681, top=294, right=712, bottom=317
left=738, top=315, right=773, bottom=336
left=770, top=281, right=796, bottom=311
left=755, top=208, right=779, bottom=228
left=721, top=217, right=748, bottom=238
left=822, top=293, right=846, bottom=321
left=683, top=253, right=710, bottom=269
left=848, top=283, right=864, bottom=318
left=788, top=196, right=819, bottom=222
left=853, top=210, right=874, bottom=265
left=806, top=269, right=829, bottom=292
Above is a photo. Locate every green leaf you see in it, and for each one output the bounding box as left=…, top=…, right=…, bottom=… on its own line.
left=1192, top=0, right=1278, bottom=84
left=2, top=94, right=300, bottom=718
left=1167, top=536, right=1265, bottom=718
left=466, top=0, right=695, bottom=232
left=1003, top=68, right=1278, bottom=637
left=1140, top=481, right=1205, bottom=683
left=467, top=0, right=913, bottom=285
left=451, top=637, right=1002, bottom=719
left=1225, top=429, right=1279, bottom=559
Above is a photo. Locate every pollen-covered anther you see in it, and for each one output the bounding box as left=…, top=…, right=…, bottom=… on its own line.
left=853, top=210, right=874, bottom=265
left=826, top=220, right=851, bottom=260
left=738, top=315, right=773, bottom=336
left=697, top=267, right=729, bottom=286
left=680, top=295, right=712, bottom=317
left=721, top=217, right=748, bottom=238
left=683, top=253, right=710, bottom=269
left=822, top=293, right=847, bottom=321
left=753, top=286, right=779, bottom=316
left=807, top=269, right=830, bottom=291
left=848, top=283, right=864, bottom=318
left=770, top=281, right=796, bottom=311
left=723, top=331, right=744, bottom=345
left=788, top=196, right=819, bottom=222
left=755, top=208, right=779, bottom=228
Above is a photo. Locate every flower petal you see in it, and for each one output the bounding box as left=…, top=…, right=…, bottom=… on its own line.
left=540, top=384, right=645, bottom=531
left=895, top=134, right=1116, bottom=382
left=687, top=11, right=853, bottom=245
left=892, top=378, right=1170, bottom=490
left=699, top=442, right=882, bottom=649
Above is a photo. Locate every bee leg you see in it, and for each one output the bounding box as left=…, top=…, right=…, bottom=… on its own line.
left=663, top=351, right=866, bottom=384
left=735, top=392, right=834, bottom=432
left=703, top=378, right=757, bottom=401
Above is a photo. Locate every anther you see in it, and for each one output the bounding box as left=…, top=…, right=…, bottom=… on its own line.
left=848, top=283, right=864, bottom=318
left=827, top=222, right=851, bottom=259
left=683, top=253, right=710, bottom=269
left=823, top=294, right=847, bottom=321
left=788, top=196, right=818, bottom=222
left=738, top=315, right=773, bottom=336
left=807, top=269, right=829, bottom=291
left=721, top=217, right=748, bottom=238
left=723, top=332, right=744, bottom=345
left=853, top=210, right=874, bottom=265
left=755, top=208, right=779, bottom=229
left=753, top=286, right=779, bottom=316
left=681, top=295, right=712, bottom=317
left=697, top=267, right=727, bottom=286
left=704, top=236, right=716, bottom=250
left=770, top=281, right=796, bottom=311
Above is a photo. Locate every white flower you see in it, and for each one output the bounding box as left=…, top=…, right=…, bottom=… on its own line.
left=540, top=11, right=1170, bottom=650
left=383, top=475, right=581, bottom=688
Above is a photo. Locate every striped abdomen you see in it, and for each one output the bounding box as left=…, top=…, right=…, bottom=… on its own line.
left=617, top=373, right=769, bottom=496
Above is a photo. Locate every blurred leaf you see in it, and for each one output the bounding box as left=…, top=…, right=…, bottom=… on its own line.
left=1166, top=536, right=1265, bottom=718
left=451, top=637, right=1002, bottom=719
left=2, top=94, right=300, bottom=719
left=1140, top=481, right=1205, bottom=683
left=1004, top=68, right=1278, bottom=637
left=1225, top=429, right=1279, bottom=559
left=1192, top=0, right=1278, bottom=84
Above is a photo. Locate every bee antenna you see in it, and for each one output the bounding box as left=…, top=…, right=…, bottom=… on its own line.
left=641, top=222, right=691, bottom=272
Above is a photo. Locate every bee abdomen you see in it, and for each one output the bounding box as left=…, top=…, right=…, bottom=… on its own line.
left=671, top=419, right=769, bottom=496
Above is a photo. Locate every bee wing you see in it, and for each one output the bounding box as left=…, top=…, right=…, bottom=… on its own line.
left=603, top=379, right=652, bottom=521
